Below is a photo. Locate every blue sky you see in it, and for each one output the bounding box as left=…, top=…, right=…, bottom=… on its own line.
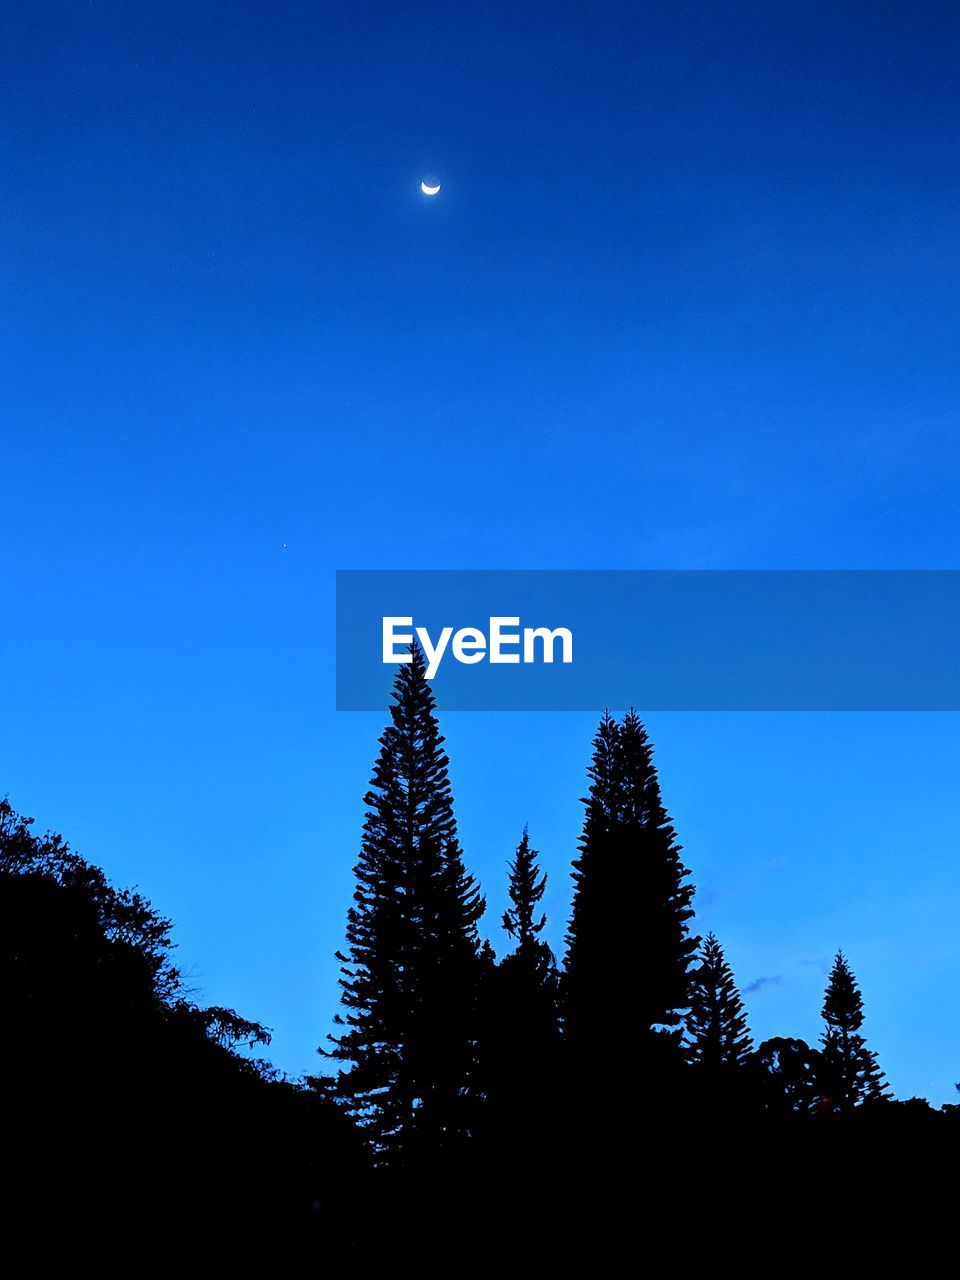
left=3, top=2, right=960, bottom=1100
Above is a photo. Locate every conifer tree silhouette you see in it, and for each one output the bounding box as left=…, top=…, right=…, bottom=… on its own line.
left=497, top=828, right=559, bottom=1063
left=471, top=828, right=560, bottom=1177
left=564, top=711, right=697, bottom=1076
left=502, top=828, right=551, bottom=964
left=686, top=932, right=753, bottom=1074
left=325, top=647, right=485, bottom=1165
left=818, top=951, right=889, bottom=1112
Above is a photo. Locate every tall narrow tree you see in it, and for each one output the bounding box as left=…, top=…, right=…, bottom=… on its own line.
left=686, top=932, right=753, bottom=1074
left=564, top=711, right=697, bottom=1074
left=325, top=647, right=485, bottom=1164
left=499, top=828, right=559, bottom=1055
left=502, top=828, right=551, bottom=964
left=478, top=829, right=560, bottom=1149
left=818, top=951, right=889, bottom=1112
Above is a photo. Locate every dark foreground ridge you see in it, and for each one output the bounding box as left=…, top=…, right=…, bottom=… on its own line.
left=0, top=798, right=368, bottom=1244
left=3, top=655, right=957, bottom=1254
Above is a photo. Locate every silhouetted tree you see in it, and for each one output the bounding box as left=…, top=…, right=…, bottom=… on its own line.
left=0, top=797, right=366, bottom=1237
left=564, top=711, right=697, bottom=1077
left=686, top=932, right=752, bottom=1074
left=479, top=830, right=559, bottom=1131
left=818, top=951, right=889, bottom=1112
left=325, top=648, right=485, bottom=1166
left=502, top=828, right=553, bottom=971
left=753, top=1037, right=821, bottom=1117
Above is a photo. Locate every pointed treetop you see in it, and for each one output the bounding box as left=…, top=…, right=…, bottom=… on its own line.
left=502, top=827, right=548, bottom=948
left=326, top=634, right=485, bottom=1160
left=686, top=931, right=753, bottom=1072
left=819, top=950, right=889, bottom=1110
left=822, top=950, right=865, bottom=1032
left=565, top=709, right=697, bottom=1052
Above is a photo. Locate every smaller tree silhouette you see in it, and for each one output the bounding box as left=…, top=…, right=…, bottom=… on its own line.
left=753, top=1037, right=821, bottom=1117
left=502, top=828, right=549, bottom=956
left=818, top=951, right=889, bottom=1112
left=476, top=830, right=559, bottom=1152
left=497, top=829, right=559, bottom=1060
left=686, top=932, right=753, bottom=1075
left=499, top=828, right=558, bottom=1054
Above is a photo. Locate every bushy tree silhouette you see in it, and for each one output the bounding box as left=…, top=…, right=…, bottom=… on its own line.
left=686, top=931, right=753, bottom=1074
left=753, top=1037, right=821, bottom=1117
left=0, top=798, right=365, bottom=1238
left=818, top=951, right=889, bottom=1111
left=325, top=647, right=485, bottom=1166
left=564, top=711, right=697, bottom=1079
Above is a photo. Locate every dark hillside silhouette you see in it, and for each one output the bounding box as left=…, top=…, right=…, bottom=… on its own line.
left=0, top=798, right=366, bottom=1240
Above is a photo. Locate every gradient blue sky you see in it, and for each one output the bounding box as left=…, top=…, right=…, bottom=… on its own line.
left=3, top=2, right=960, bottom=1101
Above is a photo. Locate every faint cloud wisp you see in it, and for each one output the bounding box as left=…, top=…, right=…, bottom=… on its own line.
left=743, top=974, right=784, bottom=995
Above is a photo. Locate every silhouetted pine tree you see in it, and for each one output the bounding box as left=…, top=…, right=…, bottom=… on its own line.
left=818, top=951, right=889, bottom=1112
left=686, top=932, right=753, bottom=1074
left=325, top=648, right=485, bottom=1165
left=502, top=828, right=550, bottom=960
left=564, top=711, right=697, bottom=1074
left=499, top=828, right=559, bottom=1054
left=475, top=829, right=559, bottom=1163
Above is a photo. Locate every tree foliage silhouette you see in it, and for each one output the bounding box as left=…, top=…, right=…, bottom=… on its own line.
left=686, top=931, right=753, bottom=1075
left=502, top=827, right=553, bottom=970
left=326, top=647, right=485, bottom=1165
left=818, top=951, right=889, bottom=1111
left=0, top=797, right=365, bottom=1235
left=564, top=711, right=697, bottom=1075
left=753, top=1037, right=821, bottom=1117
left=12, top=676, right=960, bottom=1253
left=479, top=830, right=559, bottom=1133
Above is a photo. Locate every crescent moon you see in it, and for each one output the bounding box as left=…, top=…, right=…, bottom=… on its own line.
left=420, top=179, right=441, bottom=195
